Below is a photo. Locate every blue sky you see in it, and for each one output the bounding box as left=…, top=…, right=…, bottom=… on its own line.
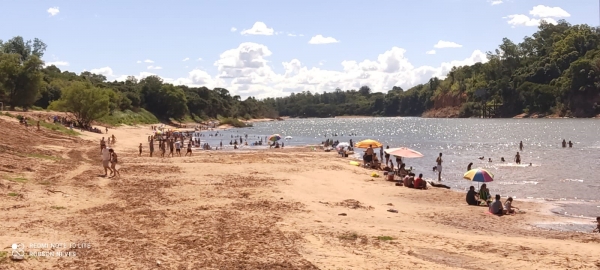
left=1, top=0, right=598, bottom=98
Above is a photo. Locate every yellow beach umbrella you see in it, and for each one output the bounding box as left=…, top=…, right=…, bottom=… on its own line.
left=355, top=139, right=383, bottom=149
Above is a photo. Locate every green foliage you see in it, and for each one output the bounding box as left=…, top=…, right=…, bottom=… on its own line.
left=48, top=81, right=111, bottom=126
left=98, top=108, right=160, bottom=126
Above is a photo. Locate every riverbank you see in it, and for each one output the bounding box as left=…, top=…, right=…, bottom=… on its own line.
left=1, top=119, right=599, bottom=268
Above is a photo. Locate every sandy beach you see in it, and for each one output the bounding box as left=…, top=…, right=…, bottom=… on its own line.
left=1, top=116, right=599, bottom=269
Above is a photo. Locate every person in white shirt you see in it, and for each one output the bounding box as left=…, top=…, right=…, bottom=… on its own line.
left=101, top=145, right=113, bottom=177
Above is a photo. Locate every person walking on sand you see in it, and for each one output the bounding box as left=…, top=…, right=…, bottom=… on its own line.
left=108, top=148, right=120, bottom=178
left=519, top=141, right=523, bottom=151
left=436, top=153, right=443, bottom=181
left=149, top=139, right=154, bottom=157
left=100, top=137, right=106, bottom=153
left=185, top=141, right=192, bottom=156
left=514, top=152, right=521, bottom=164
left=101, top=145, right=113, bottom=177
left=139, top=143, right=143, bottom=156
left=37, top=120, right=40, bottom=131
left=175, top=140, right=182, bottom=157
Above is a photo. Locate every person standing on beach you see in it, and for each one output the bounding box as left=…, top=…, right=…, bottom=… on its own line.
left=436, top=153, right=443, bottom=181
left=593, top=217, right=599, bottom=233
left=514, top=152, right=521, bottom=164
left=186, top=141, right=192, bottom=156
left=100, top=137, right=106, bottom=153
left=139, top=143, right=143, bottom=156
left=379, top=147, right=383, bottom=161
left=149, top=139, right=154, bottom=157
left=384, top=146, right=390, bottom=165
left=101, top=145, right=113, bottom=177
left=108, top=148, right=120, bottom=178
left=519, top=141, right=523, bottom=151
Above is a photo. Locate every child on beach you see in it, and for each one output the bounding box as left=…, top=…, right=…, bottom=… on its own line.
left=503, top=197, right=519, bottom=214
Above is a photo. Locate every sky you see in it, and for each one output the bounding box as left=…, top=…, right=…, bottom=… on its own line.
left=0, top=0, right=598, bottom=98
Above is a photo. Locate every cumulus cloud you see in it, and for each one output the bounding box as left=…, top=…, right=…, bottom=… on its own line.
left=44, top=61, right=69, bottom=67
left=165, top=42, right=486, bottom=98
left=489, top=0, right=503, bottom=5
left=110, top=42, right=488, bottom=99
left=504, top=5, right=568, bottom=27
left=182, top=57, right=189, bottom=61
left=240, top=22, right=274, bottom=35
left=47, top=7, right=59, bottom=16
left=288, top=33, right=297, bottom=37
left=147, top=65, right=162, bottom=70
left=426, top=50, right=436, bottom=55
left=230, top=27, right=237, bottom=32
left=136, top=60, right=142, bottom=64
left=144, top=59, right=154, bottom=63
left=308, top=35, right=340, bottom=44
left=90, top=67, right=114, bottom=77
left=197, top=58, right=203, bottom=61
left=433, top=40, right=462, bottom=49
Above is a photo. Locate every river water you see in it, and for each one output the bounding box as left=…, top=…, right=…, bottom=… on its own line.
left=201, top=117, right=600, bottom=219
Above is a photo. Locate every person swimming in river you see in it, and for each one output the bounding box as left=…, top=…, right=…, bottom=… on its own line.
left=514, top=152, right=521, bottom=164
left=562, top=139, right=567, bottom=148
left=488, top=158, right=492, bottom=162
left=501, top=157, right=505, bottom=162
left=568, top=140, right=573, bottom=148
left=593, top=217, right=600, bottom=233
left=467, top=162, right=473, bottom=171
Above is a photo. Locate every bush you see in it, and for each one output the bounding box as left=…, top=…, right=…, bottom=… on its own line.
left=459, top=102, right=479, bottom=117
left=98, top=109, right=160, bottom=126
left=217, top=115, right=250, bottom=128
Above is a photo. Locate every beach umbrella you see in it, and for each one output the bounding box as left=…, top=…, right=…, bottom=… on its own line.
left=354, top=139, right=383, bottom=149
left=268, top=134, right=282, bottom=142
left=384, top=147, right=424, bottom=158
left=336, top=142, right=350, bottom=151
left=463, top=168, right=494, bottom=183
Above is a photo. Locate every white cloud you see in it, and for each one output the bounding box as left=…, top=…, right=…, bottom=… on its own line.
left=197, top=58, right=203, bottom=61
left=44, top=61, right=69, bottom=67
left=529, top=5, right=570, bottom=18
left=288, top=33, right=297, bottom=37
left=230, top=27, right=237, bottom=32
left=147, top=66, right=162, bottom=70
left=490, top=0, right=503, bottom=5
left=108, top=42, right=489, bottom=99
left=47, top=7, right=59, bottom=16
left=144, top=59, right=154, bottom=63
left=504, top=5, right=567, bottom=27
left=182, top=57, right=189, bottom=62
left=89, top=67, right=114, bottom=77
left=504, top=14, right=557, bottom=27
left=426, top=50, right=436, bottom=55
left=433, top=40, right=462, bottom=49
left=240, top=22, right=274, bottom=35
left=308, top=35, right=340, bottom=45
left=136, top=60, right=141, bottom=64
left=164, top=42, right=486, bottom=99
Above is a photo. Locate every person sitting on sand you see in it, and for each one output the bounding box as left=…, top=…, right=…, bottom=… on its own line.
left=414, top=173, right=426, bottom=189
left=398, top=163, right=409, bottom=177
left=503, top=197, right=519, bottom=214
left=489, top=194, right=503, bottom=215
left=403, top=173, right=415, bottom=188
left=479, top=184, right=491, bottom=205
left=466, top=186, right=480, bottom=206
left=593, top=217, right=600, bottom=233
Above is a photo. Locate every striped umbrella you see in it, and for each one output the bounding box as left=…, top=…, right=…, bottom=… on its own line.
left=463, top=168, right=494, bottom=183
left=268, top=134, right=282, bottom=142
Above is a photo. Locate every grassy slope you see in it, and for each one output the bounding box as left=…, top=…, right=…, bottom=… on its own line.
left=98, top=109, right=160, bottom=126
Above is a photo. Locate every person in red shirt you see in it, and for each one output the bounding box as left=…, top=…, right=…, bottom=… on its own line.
left=414, top=173, right=426, bottom=189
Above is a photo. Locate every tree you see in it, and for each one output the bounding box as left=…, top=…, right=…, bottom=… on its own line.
left=0, top=53, right=44, bottom=109
left=48, top=82, right=111, bottom=126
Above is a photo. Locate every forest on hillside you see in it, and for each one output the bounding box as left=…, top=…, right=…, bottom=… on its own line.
left=266, top=20, right=600, bottom=118
left=1, top=20, right=599, bottom=125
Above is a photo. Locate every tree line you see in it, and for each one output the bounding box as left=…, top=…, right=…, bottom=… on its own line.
left=2, top=20, right=599, bottom=126
left=0, top=36, right=278, bottom=126
left=265, top=20, right=600, bottom=118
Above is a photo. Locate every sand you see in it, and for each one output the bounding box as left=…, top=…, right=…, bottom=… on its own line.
left=1, top=116, right=599, bottom=269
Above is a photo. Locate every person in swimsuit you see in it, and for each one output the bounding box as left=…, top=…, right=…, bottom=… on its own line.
left=568, top=140, right=573, bottom=148
left=519, top=141, right=523, bottom=151
left=514, top=152, right=521, bottom=164
left=365, top=145, right=374, bottom=165
left=108, top=149, right=120, bottom=178
left=593, top=217, right=600, bottom=233
left=562, top=139, right=567, bottom=148
left=384, top=146, right=390, bottom=165
left=436, top=153, right=443, bottom=181
left=467, top=162, right=473, bottom=171
left=185, top=141, right=192, bottom=156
